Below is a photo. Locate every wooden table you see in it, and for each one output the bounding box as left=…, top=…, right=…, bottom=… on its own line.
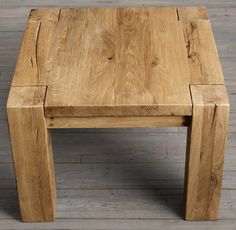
left=7, top=7, right=229, bottom=222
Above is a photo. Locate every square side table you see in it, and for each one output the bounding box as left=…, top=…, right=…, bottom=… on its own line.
left=7, top=7, right=229, bottom=222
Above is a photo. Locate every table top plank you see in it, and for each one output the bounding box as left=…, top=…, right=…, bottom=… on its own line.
left=177, top=7, right=209, bottom=20
left=178, top=7, right=224, bottom=84
left=44, top=7, right=192, bottom=116
left=29, top=8, right=60, bottom=22
left=11, top=21, right=41, bottom=86
left=10, top=7, right=225, bottom=117
left=12, top=19, right=57, bottom=86
left=181, top=20, right=224, bottom=84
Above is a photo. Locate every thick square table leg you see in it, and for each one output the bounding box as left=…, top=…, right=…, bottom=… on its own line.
left=7, top=86, right=56, bottom=222
left=185, top=85, right=229, bottom=220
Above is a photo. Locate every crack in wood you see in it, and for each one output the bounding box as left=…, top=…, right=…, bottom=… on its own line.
left=35, top=129, right=39, bottom=142
left=30, top=57, right=34, bottom=68
left=185, top=22, right=209, bottom=80
left=210, top=105, right=217, bottom=130
left=58, top=9, right=62, bottom=21
left=35, top=22, right=41, bottom=83
left=185, top=22, right=197, bottom=59
left=176, top=8, right=180, bottom=21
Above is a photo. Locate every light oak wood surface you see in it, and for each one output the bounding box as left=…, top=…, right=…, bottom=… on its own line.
left=5, top=5, right=231, bottom=224
left=185, top=85, right=229, bottom=220
left=10, top=7, right=225, bottom=117
left=177, top=7, right=209, bottom=20
left=181, top=20, right=224, bottom=84
left=9, top=8, right=184, bottom=116
left=7, top=86, right=56, bottom=221
left=46, top=116, right=190, bottom=128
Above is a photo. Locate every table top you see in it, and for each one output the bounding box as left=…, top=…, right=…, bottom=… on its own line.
left=11, top=7, right=224, bottom=117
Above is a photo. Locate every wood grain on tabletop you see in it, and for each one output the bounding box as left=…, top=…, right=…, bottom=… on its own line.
left=15, top=8, right=192, bottom=116
left=179, top=8, right=225, bottom=84
left=11, top=7, right=226, bottom=118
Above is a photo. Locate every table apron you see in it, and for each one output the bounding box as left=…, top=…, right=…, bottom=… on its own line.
left=46, top=116, right=191, bottom=129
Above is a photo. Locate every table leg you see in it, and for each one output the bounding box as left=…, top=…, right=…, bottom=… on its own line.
left=185, top=85, right=229, bottom=220
left=7, top=86, right=56, bottom=222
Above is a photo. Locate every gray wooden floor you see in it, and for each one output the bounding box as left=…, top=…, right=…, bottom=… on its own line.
left=0, top=0, right=236, bottom=229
